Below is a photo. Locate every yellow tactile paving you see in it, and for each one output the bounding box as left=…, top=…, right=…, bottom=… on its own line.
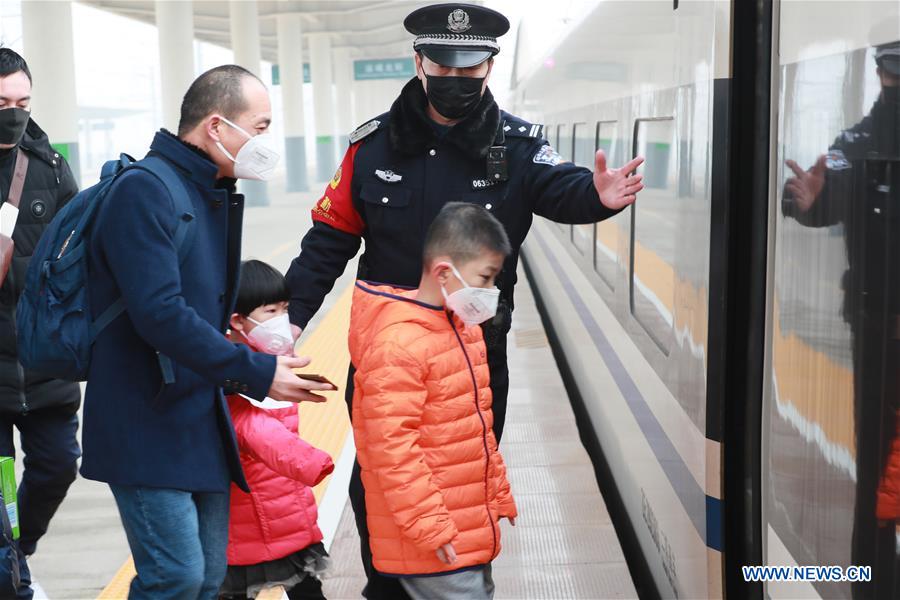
left=97, top=286, right=353, bottom=599
left=96, top=558, right=134, bottom=600
left=294, top=285, right=353, bottom=504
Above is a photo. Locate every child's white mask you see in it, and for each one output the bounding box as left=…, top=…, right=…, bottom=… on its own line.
left=244, top=313, right=294, bottom=356
left=440, top=263, right=500, bottom=326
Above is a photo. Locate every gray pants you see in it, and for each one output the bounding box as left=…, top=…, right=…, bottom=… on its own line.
left=399, top=565, right=494, bottom=600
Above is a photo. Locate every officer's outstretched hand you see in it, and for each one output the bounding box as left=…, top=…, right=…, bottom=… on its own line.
left=785, top=155, right=826, bottom=214
left=594, top=150, right=645, bottom=210
left=268, top=355, right=334, bottom=403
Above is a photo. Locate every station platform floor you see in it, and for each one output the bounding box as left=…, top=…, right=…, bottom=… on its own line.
left=20, top=179, right=636, bottom=599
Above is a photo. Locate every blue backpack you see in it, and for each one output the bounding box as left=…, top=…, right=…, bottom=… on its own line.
left=16, top=153, right=194, bottom=382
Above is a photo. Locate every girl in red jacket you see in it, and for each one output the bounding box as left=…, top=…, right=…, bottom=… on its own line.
left=219, top=260, right=335, bottom=600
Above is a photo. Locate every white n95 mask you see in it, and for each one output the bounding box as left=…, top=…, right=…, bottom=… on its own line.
left=441, top=263, right=500, bottom=326
left=216, top=116, right=281, bottom=181
left=244, top=313, right=294, bottom=356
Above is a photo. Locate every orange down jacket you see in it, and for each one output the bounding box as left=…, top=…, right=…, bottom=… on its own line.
left=876, top=412, right=900, bottom=521
left=348, top=281, right=517, bottom=576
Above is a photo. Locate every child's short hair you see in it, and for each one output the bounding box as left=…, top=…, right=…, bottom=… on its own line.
left=235, top=260, right=290, bottom=316
left=423, top=203, right=512, bottom=266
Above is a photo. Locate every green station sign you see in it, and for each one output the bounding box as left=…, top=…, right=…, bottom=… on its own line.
left=271, top=63, right=310, bottom=85
left=354, top=58, right=415, bottom=80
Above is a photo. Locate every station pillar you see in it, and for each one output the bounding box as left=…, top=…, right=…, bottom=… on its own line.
left=156, top=0, right=195, bottom=133
left=334, top=47, right=354, bottom=150
left=229, top=0, right=269, bottom=205
left=308, top=33, right=336, bottom=182
left=21, top=0, right=80, bottom=182
left=277, top=13, right=308, bottom=192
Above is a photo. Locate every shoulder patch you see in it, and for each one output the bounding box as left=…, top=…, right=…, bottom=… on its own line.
left=504, top=120, right=544, bottom=139
left=349, top=119, right=382, bottom=144
left=825, top=149, right=851, bottom=171
left=532, top=144, right=564, bottom=166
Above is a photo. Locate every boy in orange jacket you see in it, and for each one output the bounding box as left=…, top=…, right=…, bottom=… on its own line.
left=348, top=203, right=517, bottom=600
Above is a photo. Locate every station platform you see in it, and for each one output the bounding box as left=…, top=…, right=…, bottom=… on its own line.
left=22, top=183, right=636, bottom=599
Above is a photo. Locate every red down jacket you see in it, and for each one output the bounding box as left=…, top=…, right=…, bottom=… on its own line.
left=876, top=412, right=900, bottom=521
left=348, top=281, right=517, bottom=576
left=226, top=396, right=334, bottom=566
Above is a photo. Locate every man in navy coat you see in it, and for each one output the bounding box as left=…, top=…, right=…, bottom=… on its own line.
left=81, top=65, right=333, bottom=599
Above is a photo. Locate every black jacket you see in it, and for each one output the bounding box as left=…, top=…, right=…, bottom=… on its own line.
left=0, top=119, right=80, bottom=414
left=783, top=96, right=900, bottom=322
left=287, top=77, right=617, bottom=345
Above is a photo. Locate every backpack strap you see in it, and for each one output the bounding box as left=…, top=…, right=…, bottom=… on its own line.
left=134, top=155, right=197, bottom=266
left=132, top=156, right=198, bottom=385
left=91, top=155, right=198, bottom=385
left=99, top=154, right=135, bottom=180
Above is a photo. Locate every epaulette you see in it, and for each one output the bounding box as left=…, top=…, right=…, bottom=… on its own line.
left=349, top=119, right=384, bottom=144
left=502, top=119, right=544, bottom=139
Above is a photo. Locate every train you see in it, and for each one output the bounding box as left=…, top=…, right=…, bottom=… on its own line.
left=509, top=1, right=899, bottom=598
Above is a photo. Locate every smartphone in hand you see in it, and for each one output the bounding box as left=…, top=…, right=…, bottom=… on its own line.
left=296, top=373, right=338, bottom=391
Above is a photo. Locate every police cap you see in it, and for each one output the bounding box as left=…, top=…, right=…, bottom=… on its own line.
left=875, top=40, right=900, bottom=76
left=405, top=3, right=510, bottom=69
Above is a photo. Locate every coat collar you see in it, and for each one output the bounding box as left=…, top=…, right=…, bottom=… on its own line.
left=149, top=129, right=223, bottom=191
left=388, top=77, right=500, bottom=160
left=18, top=118, right=56, bottom=165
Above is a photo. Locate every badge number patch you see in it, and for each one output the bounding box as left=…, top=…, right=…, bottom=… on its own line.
left=532, top=144, right=564, bottom=166
left=472, top=178, right=497, bottom=189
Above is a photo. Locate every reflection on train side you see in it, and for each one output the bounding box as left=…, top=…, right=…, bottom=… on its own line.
left=549, top=107, right=710, bottom=430
left=770, top=33, right=900, bottom=598
left=633, top=118, right=677, bottom=355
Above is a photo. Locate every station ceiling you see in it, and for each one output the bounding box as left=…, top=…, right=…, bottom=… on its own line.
left=80, top=1, right=477, bottom=61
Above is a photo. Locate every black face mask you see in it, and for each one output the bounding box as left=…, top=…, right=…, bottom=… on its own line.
left=882, top=85, right=900, bottom=107
left=0, top=107, right=29, bottom=146
left=423, top=74, right=485, bottom=120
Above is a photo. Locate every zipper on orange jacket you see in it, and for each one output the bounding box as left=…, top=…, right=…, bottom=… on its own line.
left=448, top=313, right=498, bottom=559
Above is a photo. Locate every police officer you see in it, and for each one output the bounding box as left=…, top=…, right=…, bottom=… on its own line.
left=783, top=39, right=900, bottom=599
left=286, top=4, right=644, bottom=598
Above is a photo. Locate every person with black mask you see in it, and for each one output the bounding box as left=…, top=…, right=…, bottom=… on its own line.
left=0, top=48, right=81, bottom=599
left=783, top=39, right=900, bottom=598
left=284, top=4, right=645, bottom=598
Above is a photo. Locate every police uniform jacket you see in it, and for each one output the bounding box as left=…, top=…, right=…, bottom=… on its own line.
left=783, top=94, right=899, bottom=323
left=0, top=119, right=81, bottom=415
left=287, top=76, right=618, bottom=341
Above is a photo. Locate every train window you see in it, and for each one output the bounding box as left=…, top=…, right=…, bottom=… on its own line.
left=764, top=8, right=900, bottom=595
left=595, top=121, right=620, bottom=290
left=572, top=122, right=594, bottom=256
left=556, top=124, right=573, bottom=235
left=631, top=118, right=676, bottom=355
left=557, top=124, right=573, bottom=162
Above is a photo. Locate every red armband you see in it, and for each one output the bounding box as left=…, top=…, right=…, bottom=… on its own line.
left=312, top=143, right=365, bottom=236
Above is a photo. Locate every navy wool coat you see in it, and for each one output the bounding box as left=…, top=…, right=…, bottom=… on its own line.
left=80, top=130, right=276, bottom=493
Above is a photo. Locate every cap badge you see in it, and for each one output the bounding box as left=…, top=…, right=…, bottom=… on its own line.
left=447, top=9, right=471, bottom=33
